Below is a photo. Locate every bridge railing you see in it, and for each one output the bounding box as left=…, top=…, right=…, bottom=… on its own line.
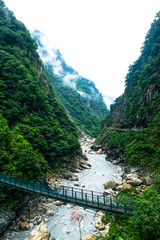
left=0, top=174, right=132, bottom=213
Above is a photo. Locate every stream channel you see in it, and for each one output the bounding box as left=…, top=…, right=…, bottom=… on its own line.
left=11, top=145, right=123, bottom=240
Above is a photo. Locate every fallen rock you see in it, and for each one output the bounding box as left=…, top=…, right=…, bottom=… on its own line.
left=29, top=223, right=34, bottom=229
left=19, top=222, right=30, bottom=231
left=80, top=164, right=90, bottom=169
left=123, top=183, right=132, bottom=189
left=29, top=221, right=50, bottom=240
left=125, top=173, right=143, bottom=186
left=96, top=211, right=104, bottom=217
left=46, top=211, right=53, bottom=216
left=104, top=179, right=122, bottom=190
left=70, top=176, right=79, bottom=181
left=47, top=198, right=53, bottom=203
left=95, top=224, right=105, bottom=230
left=96, top=149, right=102, bottom=154
left=143, top=175, right=152, bottom=186
left=82, top=233, right=98, bottom=240
left=82, top=155, right=88, bottom=161
left=116, top=185, right=124, bottom=191
left=104, top=188, right=113, bottom=195
left=53, top=200, right=63, bottom=206
left=74, top=182, right=81, bottom=187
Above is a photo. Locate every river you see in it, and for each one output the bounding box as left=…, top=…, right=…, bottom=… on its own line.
left=6, top=145, right=123, bottom=240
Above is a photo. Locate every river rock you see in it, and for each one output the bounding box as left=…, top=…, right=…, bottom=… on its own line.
left=96, top=149, right=102, bottom=154
left=82, top=154, right=88, bottom=161
left=82, top=233, right=98, bottom=240
left=96, top=212, right=104, bottom=217
left=74, top=182, right=81, bottom=187
left=80, top=164, right=90, bottom=169
left=123, top=183, right=132, bottom=189
left=104, top=188, right=113, bottom=195
left=28, top=221, right=50, bottom=240
left=47, top=198, right=53, bottom=203
left=95, top=224, right=105, bottom=230
left=53, top=200, right=63, bottom=206
left=125, top=173, right=143, bottom=186
left=116, top=185, right=124, bottom=191
left=19, top=215, right=27, bottom=222
left=46, top=211, right=53, bottom=216
left=19, top=222, right=30, bottom=230
left=104, top=179, right=122, bottom=190
left=70, top=176, right=79, bottom=181
left=143, top=175, right=152, bottom=185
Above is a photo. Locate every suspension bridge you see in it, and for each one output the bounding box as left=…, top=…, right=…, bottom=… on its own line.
left=0, top=174, right=132, bottom=214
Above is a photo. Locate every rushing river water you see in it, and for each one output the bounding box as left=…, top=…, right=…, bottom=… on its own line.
left=11, top=146, right=123, bottom=240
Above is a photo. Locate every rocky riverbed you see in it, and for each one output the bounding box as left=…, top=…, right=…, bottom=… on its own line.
left=0, top=135, right=152, bottom=240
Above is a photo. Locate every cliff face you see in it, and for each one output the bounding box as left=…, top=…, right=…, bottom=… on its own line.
left=97, top=12, right=160, bottom=169
left=104, top=13, right=160, bottom=129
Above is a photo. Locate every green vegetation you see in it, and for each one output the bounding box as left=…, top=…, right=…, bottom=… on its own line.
left=97, top=113, right=160, bottom=168
left=96, top=12, right=160, bottom=240
left=95, top=174, right=160, bottom=240
left=45, top=65, right=108, bottom=137
left=0, top=0, right=80, bottom=206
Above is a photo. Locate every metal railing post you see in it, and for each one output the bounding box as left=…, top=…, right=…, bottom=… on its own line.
left=81, top=189, right=83, bottom=201
left=97, top=196, right=100, bottom=209
left=103, top=193, right=106, bottom=205
left=62, top=186, right=64, bottom=195
left=91, top=191, right=94, bottom=203
left=72, top=187, right=74, bottom=198
left=65, top=189, right=67, bottom=201
left=75, top=192, right=77, bottom=203
left=85, top=193, right=87, bottom=207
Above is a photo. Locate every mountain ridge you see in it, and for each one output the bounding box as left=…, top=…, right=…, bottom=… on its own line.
left=32, top=30, right=109, bottom=137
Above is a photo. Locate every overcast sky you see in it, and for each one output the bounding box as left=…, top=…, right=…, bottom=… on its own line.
left=4, top=0, right=160, bottom=100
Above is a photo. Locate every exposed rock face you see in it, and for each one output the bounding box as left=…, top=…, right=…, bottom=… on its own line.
left=0, top=208, right=16, bottom=234
left=28, top=221, right=50, bottom=240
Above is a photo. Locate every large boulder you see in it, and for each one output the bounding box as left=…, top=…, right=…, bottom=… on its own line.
left=104, top=179, right=122, bottom=190
left=96, top=149, right=102, bottom=154
left=19, top=222, right=30, bottom=231
left=125, top=173, right=143, bottom=186
left=29, top=221, right=50, bottom=240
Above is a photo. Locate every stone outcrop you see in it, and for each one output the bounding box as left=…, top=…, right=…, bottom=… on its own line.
left=0, top=208, right=16, bottom=234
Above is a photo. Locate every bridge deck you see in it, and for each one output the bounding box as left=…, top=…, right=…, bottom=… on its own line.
left=0, top=174, right=132, bottom=214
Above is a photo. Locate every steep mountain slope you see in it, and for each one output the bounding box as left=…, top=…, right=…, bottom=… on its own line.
left=32, top=30, right=108, bottom=137
left=95, top=12, right=160, bottom=240
left=0, top=0, right=80, bottom=188
left=97, top=12, right=160, bottom=168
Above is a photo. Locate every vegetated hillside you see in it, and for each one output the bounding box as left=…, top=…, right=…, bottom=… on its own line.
left=95, top=12, right=160, bottom=240
left=0, top=0, right=81, bottom=204
left=32, top=30, right=109, bottom=137
left=97, top=12, right=160, bottom=169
